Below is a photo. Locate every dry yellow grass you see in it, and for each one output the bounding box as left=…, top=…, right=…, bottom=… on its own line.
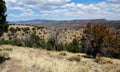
left=0, top=45, right=120, bottom=72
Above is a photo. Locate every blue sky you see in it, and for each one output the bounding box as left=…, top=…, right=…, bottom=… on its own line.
left=5, top=0, right=120, bottom=21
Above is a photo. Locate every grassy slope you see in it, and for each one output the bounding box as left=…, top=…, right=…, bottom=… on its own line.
left=0, top=45, right=120, bottom=72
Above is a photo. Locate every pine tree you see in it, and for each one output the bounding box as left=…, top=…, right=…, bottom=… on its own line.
left=0, top=0, right=9, bottom=36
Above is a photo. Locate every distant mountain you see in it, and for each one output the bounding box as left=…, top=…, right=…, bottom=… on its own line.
left=9, top=19, right=55, bottom=24
left=9, top=19, right=120, bottom=29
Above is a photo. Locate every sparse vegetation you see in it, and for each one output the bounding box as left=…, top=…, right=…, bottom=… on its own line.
left=59, top=51, right=67, bottom=56
left=32, top=27, right=36, bottom=31
left=0, top=52, right=9, bottom=58
left=0, top=39, right=22, bottom=46
left=25, top=34, right=47, bottom=48
left=9, top=27, right=17, bottom=33
left=0, top=44, right=120, bottom=72
left=0, top=0, right=120, bottom=71
left=16, top=27, right=21, bottom=31
left=68, top=55, right=81, bottom=62
left=95, top=57, right=113, bottom=64
left=22, top=27, right=30, bottom=34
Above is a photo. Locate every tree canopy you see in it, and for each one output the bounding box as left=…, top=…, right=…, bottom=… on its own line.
left=82, top=23, right=120, bottom=58
left=0, top=0, right=9, bottom=36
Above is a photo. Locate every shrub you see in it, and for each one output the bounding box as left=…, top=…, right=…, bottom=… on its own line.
left=47, top=42, right=53, bottom=50
left=68, top=55, right=81, bottom=62
left=32, top=27, right=36, bottom=31
left=57, top=43, right=66, bottom=51
left=9, top=27, right=17, bottom=33
left=0, top=52, right=9, bottom=58
left=59, top=51, right=67, bottom=56
left=25, top=34, right=47, bottom=48
left=22, top=27, right=30, bottom=34
left=16, top=27, right=21, bottom=31
left=0, top=39, right=22, bottom=46
left=37, top=26, right=44, bottom=30
left=3, top=48, right=13, bottom=51
left=95, top=57, right=113, bottom=64
left=65, top=38, right=82, bottom=53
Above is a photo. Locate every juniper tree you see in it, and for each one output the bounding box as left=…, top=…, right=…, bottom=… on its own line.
left=0, top=0, right=9, bottom=36
left=82, top=23, right=120, bottom=58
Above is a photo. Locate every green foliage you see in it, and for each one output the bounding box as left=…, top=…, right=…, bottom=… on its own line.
left=32, top=27, right=36, bottom=31
left=57, top=38, right=82, bottom=53
left=9, top=27, right=21, bottom=33
left=0, top=39, right=22, bottom=46
left=66, top=39, right=82, bottom=53
left=22, top=27, right=30, bottom=34
left=0, top=0, right=9, bottom=36
left=26, top=34, right=47, bottom=48
left=9, top=27, right=17, bottom=33
left=16, top=27, right=21, bottom=31
left=46, top=42, right=53, bottom=50
left=57, top=43, right=67, bottom=51
left=37, top=26, right=44, bottom=30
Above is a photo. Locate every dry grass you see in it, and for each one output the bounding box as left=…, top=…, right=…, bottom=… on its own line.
left=67, top=55, right=81, bottom=62
left=59, top=51, right=67, bottom=56
left=95, top=56, right=113, bottom=64
left=0, top=45, right=120, bottom=72
left=0, top=51, right=9, bottom=58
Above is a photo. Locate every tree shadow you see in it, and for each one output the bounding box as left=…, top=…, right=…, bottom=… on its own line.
left=0, top=56, right=11, bottom=64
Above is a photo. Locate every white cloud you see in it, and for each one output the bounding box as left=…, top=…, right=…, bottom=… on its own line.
left=5, top=0, right=120, bottom=20
left=107, top=0, right=120, bottom=3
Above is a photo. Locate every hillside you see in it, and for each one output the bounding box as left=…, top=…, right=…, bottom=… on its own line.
left=1, top=25, right=83, bottom=44
left=9, top=19, right=120, bottom=29
left=0, top=45, right=120, bottom=72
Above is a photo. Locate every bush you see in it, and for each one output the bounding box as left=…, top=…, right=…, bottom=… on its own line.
left=0, top=39, right=22, bottom=46
left=16, top=27, right=21, bottom=31
left=95, top=57, right=113, bottom=64
left=59, top=51, right=67, bottom=56
left=37, top=26, right=44, bottom=30
left=47, top=42, right=53, bottom=50
left=32, top=27, right=36, bottom=31
left=22, top=27, right=30, bottom=34
left=68, top=55, right=81, bottom=62
left=66, top=38, right=82, bottom=53
left=25, top=34, right=47, bottom=48
left=0, top=52, right=9, bottom=58
left=57, top=43, right=67, bottom=51
left=9, top=27, right=17, bottom=33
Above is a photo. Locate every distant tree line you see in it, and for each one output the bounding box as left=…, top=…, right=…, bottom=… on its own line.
left=0, top=33, right=82, bottom=53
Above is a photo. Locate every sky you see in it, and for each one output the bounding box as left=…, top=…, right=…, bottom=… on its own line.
left=4, top=0, right=120, bottom=21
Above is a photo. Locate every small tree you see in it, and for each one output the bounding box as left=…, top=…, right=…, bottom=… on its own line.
left=82, top=23, right=120, bottom=58
left=0, top=0, right=9, bottom=36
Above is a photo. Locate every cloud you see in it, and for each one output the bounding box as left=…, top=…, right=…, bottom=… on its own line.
left=5, top=0, right=71, bottom=9
left=107, top=0, right=120, bottom=3
left=5, top=0, right=120, bottom=20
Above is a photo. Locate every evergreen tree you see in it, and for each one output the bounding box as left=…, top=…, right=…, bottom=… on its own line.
left=81, top=23, right=112, bottom=57
left=0, top=0, right=9, bottom=36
